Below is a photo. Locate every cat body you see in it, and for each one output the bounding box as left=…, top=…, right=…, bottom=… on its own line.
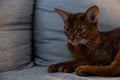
left=48, top=6, right=120, bottom=77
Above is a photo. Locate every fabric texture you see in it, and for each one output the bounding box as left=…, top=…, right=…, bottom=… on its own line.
left=0, top=66, right=120, bottom=80
left=34, top=0, right=120, bottom=66
left=0, top=0, right=34, bottom=72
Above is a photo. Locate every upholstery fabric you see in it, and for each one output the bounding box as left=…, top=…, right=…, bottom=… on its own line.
left=0, top=0, right=34, bottom=72
left=0, top=66, right=120, bottom=80
left=34, top=0, right=120, bottom=66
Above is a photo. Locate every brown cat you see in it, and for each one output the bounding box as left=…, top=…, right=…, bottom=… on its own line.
left=48, top=5, right=120, bottom=77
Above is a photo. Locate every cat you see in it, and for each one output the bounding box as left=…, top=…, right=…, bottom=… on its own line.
left=48, top=5, right=120, bottom=77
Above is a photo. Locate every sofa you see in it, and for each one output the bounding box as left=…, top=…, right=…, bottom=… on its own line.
left=0, top=0, right=120, bottom=80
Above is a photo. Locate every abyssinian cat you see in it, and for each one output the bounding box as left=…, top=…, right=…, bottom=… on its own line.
left=48, top=5, right=120, bottom=77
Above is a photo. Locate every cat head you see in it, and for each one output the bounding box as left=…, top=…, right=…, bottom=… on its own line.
left=55, top=5, right=100, bottom=46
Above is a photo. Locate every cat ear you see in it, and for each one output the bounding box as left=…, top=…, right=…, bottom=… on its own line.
left=85, top=5, right=99, bottom=23
left=55, top=8, right=72, bottom=23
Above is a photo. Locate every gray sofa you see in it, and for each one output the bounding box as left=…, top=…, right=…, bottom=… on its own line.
left=0, top=0, right=120, bottom=80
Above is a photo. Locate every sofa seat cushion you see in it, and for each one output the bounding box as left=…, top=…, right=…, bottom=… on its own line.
left=0, top=66, right=120, bottom=80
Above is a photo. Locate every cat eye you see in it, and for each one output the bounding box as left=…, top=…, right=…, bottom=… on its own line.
left=77, top=28, right=83, bottom=33
left=64, top=28, right=70, bottom=33
left=77, top=26, right=86, bottom=34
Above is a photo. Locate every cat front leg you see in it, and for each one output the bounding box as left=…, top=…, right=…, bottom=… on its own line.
left=48, top=60, right=77, bottom=73
left=48, top=60, right=93, bottom=73
left=76, top=65, right=113, bottom=76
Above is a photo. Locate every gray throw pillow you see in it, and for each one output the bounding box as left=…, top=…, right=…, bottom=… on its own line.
left=34, top=0, right=120, bottom=66
left=0, top=0, right=34, bottom=72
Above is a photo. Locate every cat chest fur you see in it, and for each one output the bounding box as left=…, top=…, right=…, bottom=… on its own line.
left=68, top=29, right=120, bottom=66
left=70, top=43, right=116, bottom=66
left=82, top=30, right=120, bottom=66
left=88, top=41, right=116, bottom=65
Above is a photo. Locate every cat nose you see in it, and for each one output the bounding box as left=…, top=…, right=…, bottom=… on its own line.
left=69, top=36, right=74, bottom=42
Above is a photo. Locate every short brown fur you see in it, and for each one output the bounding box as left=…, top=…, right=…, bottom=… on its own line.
left=48, top=5, right=120, bottom=77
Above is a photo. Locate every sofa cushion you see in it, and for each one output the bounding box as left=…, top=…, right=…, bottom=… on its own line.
left=34, top=0, right=120, bottom=66
left=0, top=66, right=120, bottom=80
left=0, top=0, right=34, bottom=72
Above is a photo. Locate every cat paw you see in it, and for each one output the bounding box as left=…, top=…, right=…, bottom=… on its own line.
left=48, top=64, right=74, bottom=73
left=48, top=64, right=59, bottom=73
left=58, top=65, right=74, bottom=73
left=75, top=65, right=91, bottom=76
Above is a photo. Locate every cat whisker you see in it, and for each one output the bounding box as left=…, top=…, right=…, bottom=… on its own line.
left=89, top=40, right=98, bottom=44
